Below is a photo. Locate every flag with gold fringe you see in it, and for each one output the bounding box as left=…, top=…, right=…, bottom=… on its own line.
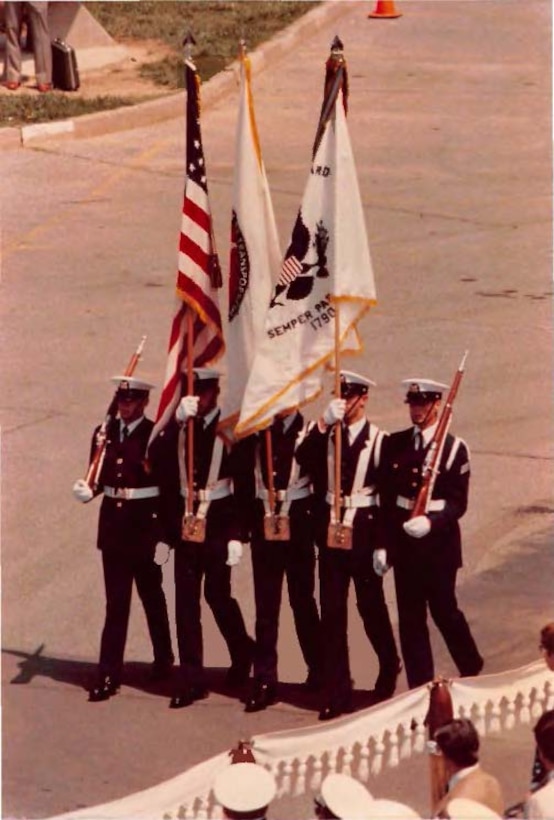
left=219, top=46, right=281, bottom=433
left=235, top=37, right=376, bottom=438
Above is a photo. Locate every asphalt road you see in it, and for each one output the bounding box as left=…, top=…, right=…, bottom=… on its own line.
left=1, top=2, right=552, bottom=818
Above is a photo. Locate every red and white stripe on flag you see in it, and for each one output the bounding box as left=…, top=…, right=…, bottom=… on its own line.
left=150, top=60, right=224, bottom=442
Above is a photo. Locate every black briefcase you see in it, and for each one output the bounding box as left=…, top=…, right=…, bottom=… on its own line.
left=51, top=38, right=80, bottom=91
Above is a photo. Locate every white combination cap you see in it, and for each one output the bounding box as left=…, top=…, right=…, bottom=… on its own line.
left=111, top=375, right=155, bottom=392
left=402, top=378, right=448, bottom=402
left=319, top=773, right=374, bottom=820
left=213, top=762, right=276, bottom=814
left=369, top=798, right=421, bottom=819
left=446, top=798, right=501, bottom=820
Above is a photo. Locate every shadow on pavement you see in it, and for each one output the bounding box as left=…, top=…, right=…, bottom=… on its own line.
left=2, top=644, right=383, bottom=717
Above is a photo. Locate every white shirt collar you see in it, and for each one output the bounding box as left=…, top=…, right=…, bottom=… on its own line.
left=449, top=763, right=479, bottom=790
left=346, top=416, right=366, bottom=443
left=414, top=421, right=438, bottom=448
left=120, top=416, right=143, bottom=436
left=201, top=407, right=219, bottom=429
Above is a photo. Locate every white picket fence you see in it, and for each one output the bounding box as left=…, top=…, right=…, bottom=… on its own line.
left=47, top=661, right=552, bottom=820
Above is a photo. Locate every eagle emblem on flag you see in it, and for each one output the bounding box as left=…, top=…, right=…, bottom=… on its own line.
left=270, top=212, right=329, bottom=308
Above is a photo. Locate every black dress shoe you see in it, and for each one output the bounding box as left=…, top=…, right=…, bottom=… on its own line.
left=226, top=638, right=255, bottom=687
left=244, top=682, right=277, bottom=713
left=318, top=694, right=353, bottom=721
left=88, top=675, right=119, bottom=702
left=169, top=685, right=209, bottom=709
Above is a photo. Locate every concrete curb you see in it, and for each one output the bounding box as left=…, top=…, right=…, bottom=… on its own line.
left=4, top=0, right=354, bottom=149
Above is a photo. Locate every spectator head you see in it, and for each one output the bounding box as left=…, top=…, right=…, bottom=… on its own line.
left=213, top=762, right=276, bottom=819
left=533, top=710, right=554, bottom=769
left=434, top=719, right=480, bottom=769
left=539, top=623, right=554, bottom=670
left=314, top=773, right=374, bottom=820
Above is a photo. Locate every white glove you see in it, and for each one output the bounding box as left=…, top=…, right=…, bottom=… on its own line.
left=176, top=395, right=199, bottom=423
left=323, top=398, right=346, bottom=426
left=372, top=549, right=389, bottom=577
left=226, top=540, right=243, bottom=567
left=72, top=479, right=93, bottom=503
left=154, top=542, right=171, bottom=565
left=403, top=515, right=431, bottom=539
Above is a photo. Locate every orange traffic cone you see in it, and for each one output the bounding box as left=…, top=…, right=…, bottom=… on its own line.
left=368, top=0, right=402, bottom=18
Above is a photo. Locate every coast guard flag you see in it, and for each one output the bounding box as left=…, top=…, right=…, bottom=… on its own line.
left=235, top=41, right=376, bottom=438
left=150, top=58, right=224, bottom=441
left=219, top=49, right=281, bottom=432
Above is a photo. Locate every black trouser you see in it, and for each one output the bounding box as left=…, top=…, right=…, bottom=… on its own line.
left=393, top=553, right=483, bottom=688
left=319, top=546, right=400, bottom=703
left=99, top=548, right=173, bottom=680
left=250, top=533, right=321, bottom=684
left=174, top=538, right=251, bottom=688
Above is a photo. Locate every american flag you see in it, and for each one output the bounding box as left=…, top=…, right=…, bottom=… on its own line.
left=277, top=254, right=303, bottom=287
left=150, top=59, right=224, bottom=442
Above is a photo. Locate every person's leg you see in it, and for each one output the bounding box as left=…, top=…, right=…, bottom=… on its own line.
left=204, top=545, right=252, bottom=676
left=173, top=543, right=206, bottom=690
left=26, top=1, right=52, bottom=87
left=134, top=556, right=174, bottom=669
left=353, top=568, right=401, bottom=698
left=284, top=539, right=322, bottom=682
left=250, top=538, right=284, bottom=685
left=393, top=559, right=434, bottom=688
left=428, top=566, right=483, bottom=677
left=4, top=3, right=24, bottom=85
left=318, top=548, right=352, bottom=715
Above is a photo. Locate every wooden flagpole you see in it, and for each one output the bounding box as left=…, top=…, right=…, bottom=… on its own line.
left=186, top=310, right=195, bottom=520
left=333, top=301, right=342, bottom=532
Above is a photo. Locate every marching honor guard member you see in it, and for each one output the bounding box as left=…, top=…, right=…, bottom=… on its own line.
left=296, top=371, right=401, bottom=721
left=72, top=375, right=174, bottom=702
left=379, top=378, right=483, bottom=689
left=235, top=410, right=322, bottom=713
left=165, top=368, right=254, bottom=709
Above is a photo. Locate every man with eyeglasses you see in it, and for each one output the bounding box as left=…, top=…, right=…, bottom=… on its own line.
left=72, top=375, right=174, bottom=702
left=378, top=378, right=483, bottom=690
left=296, top=370, right=401, bottom=720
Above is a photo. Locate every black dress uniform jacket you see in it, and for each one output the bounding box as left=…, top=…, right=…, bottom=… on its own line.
left=379, top=428, right=483, bottom=688
left=160, top=413, right=252, bottom=690
left=95, top=417, right=173, bottom=555
left=234, top=413, right=321, bottom=686
left=295, top=420, right=400, bottom=707
left=90, top=416, right=173, bottom=680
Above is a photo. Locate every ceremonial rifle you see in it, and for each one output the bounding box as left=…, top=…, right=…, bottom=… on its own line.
left=85, top=336, right=147, bottom=492
left=410, top=351, right=468, bottom=519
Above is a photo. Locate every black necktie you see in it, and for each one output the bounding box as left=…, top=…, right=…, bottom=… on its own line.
left=414, top=431, right=422, bottom=451
left=122, top=425, right=129, bottom=441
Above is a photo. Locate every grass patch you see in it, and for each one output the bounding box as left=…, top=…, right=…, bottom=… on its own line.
left=0, top=93, right=153, bottom=127
left=86, top=1, right=318, bottom=86
left=0, top=1, right=318, bottom=126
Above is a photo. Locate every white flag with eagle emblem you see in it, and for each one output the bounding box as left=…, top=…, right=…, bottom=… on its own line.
left=235, top=50, right=376, bottom=438
left=218, top=50, right=281, bottom=433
